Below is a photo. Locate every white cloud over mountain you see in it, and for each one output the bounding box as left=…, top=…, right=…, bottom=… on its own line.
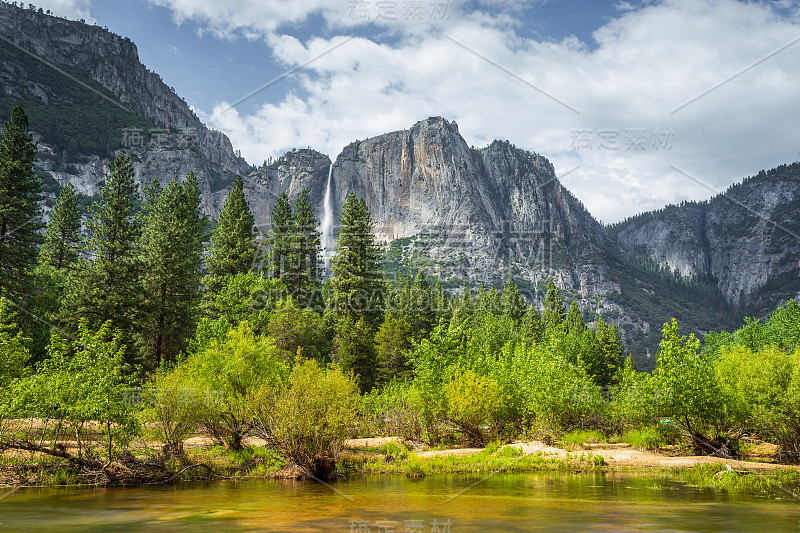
left=156, top=1, right=800, bottom=221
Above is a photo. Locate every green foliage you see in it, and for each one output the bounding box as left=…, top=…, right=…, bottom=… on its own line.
left=333, top=317, right=377, bottom=393
left=542, top=279, right=566, bottom=331
left=655, top=319, right=723, bottom=436
left=565, top=301, right=586, bottom=335
left=594, top=315, right=624, bottom=386
left=444, top=370, right=503, bottom=445
left=202, top=272, right=285, bottom=332
left=501, top=278, right=526, bottom=324
left=0, top=297, right=30, bottom=386
left=706, top=299, right=800, bottom=356
left=253, top=358, right=359, bottom=479
left=497, top=340, right=603, bottom=430
left=267, top=191, right=292, bottom=280
left=374, top=315, right=414, bottom=384
left=266, top=189, right=322, bottom=307
left=330, top=193, right=384, bottom=327
left=203, top=176, right=257, bottom=295
left=0, top=106, right=42, bottom=300
left=39, top=182, right=81, bottom=270
left=267, top=297, right=330, bottom=364
left=560, top=429, right=606, bottom=448
left=65, top=151, right=141, bottom=360
left=716, top=344, right=800, bottom=462
left=179, top=322, right=287, bottom=450
left=288, top=189, right=323, bottom=305
left=608, top=355, right=659, bottom=430
left=622, top=427, right=666, bottom=450
left=360, top=380, right=423, bottom=440
left=521, top=305, right=544, bottom=345
left=3, top=320, right=138, bottom=461
left=137, top=173, right=206, bottom=369
left=141, top=365, right=202, bottom=455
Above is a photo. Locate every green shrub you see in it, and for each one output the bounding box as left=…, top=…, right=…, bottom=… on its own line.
left=654, top=319, right=727, bottom=451
left=360, top=381, right=423, bottom=440
left=254, top=359, right=360, bottom=479
left=444, top=370, right=503, bottom=446
left=2, top=320, right=138, bottom=463
left=140, top=366, right=202, bottom=456
left=608, top=356, right=659, bottom=431
left=181, top=322, right=287, bottom=450
left=716, top=344, right=800, bottom=462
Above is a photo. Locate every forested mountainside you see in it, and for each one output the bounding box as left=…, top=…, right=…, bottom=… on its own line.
left=4, top=2, right=797, bottom=367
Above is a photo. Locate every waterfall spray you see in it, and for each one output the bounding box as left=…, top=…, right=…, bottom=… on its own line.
left=321, top=164, right=334, bottom=276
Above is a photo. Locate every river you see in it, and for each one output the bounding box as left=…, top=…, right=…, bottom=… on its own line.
left=1, top=473, right=798, bottom=531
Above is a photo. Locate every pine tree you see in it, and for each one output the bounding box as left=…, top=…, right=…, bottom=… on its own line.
left=204, top=176, right=257, bottom=295
left=374, top=314, right=413, bottom=384
left=0, top=106, right=42, bottom=299
left=522, top=305, right=544, bottom=345
left=288, top=189, right=321, bottom=304
left=267, top=191, right=292, bottom=281
left=330, top=193, right=383, bottom=327
left=39, top=183, right=81, bottom=270
left=433, top=281, right=451, bottom=324
left=137, top=173, right=206, bottom=369
left=66, top=151, right=141, bottom=350
left=565, top=301, right=586, bottom=335
left=542, top=278, right=566, bottom=331
left=501, top=277, right=526, bottom=324
left=334, top=316, right=377, bottom=393
left=596, top=314, right=624, bottom=385
left=408, top=270, right=435, bottom=338
left=450, top=289, right=473, bottom=326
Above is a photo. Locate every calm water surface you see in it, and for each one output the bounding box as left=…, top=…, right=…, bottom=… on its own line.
left=0, top=473, right=798, bottom=532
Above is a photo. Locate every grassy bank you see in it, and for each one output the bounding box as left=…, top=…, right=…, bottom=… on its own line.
left=340, top=441, right=606, bottom=478
left=3, top=439, right=799, bottom=502
left=662, top=463, right=800, bottom=498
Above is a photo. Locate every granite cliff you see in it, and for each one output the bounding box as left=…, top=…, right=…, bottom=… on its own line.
left=4, top=4, right=798, bottom=367
left=0, top=1, right=249, bottom=215
left=612, top=164, right=800, bottom=310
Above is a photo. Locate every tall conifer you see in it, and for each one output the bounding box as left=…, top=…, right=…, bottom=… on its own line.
left=39, top=183, right=81, bottom=270
left=66, top=150, right=141, bottom=356
left=0, top=106, right=42, bottom=299
left=138, top=173, right=206, bottom=368
left=330, top=193, right=383, bottom=327
left=204, top=176, right=257, bottom=295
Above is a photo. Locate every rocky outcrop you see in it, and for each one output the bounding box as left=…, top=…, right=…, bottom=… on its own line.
left=613, top=164, right=800, bottom=306
left=0, top=2, right=249, bottom=216
left=241, top=149, right=332, bottom=230
left=5, top=4, right=796, bottom=363
left=236, top=117, right=622, bottom=323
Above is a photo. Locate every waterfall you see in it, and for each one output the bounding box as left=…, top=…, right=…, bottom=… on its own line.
left=320, top=164, right=334, bottom=277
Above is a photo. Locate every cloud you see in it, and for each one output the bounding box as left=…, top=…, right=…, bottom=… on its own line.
left=31, top=0, right=94, bottom=22
left=160, top=0, right=800, bottom=223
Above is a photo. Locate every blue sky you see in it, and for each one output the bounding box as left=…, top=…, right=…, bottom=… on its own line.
left=34, top=0, right=800, bottom=222
left=84, top=1, right=629, bottom=116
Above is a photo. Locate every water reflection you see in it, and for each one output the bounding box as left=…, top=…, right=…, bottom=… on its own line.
left=0, top=473, right=797, bottom=531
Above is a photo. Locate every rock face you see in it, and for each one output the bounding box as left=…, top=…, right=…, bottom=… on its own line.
left=613, top=164, right=800, bottom=306
left=4, top=5, right=798, bottom=364
left=241, top=149, right=332, bottom=230
left=0, top=2, right=249, bottom=215
left=319, top=117, right=614, bottom=294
